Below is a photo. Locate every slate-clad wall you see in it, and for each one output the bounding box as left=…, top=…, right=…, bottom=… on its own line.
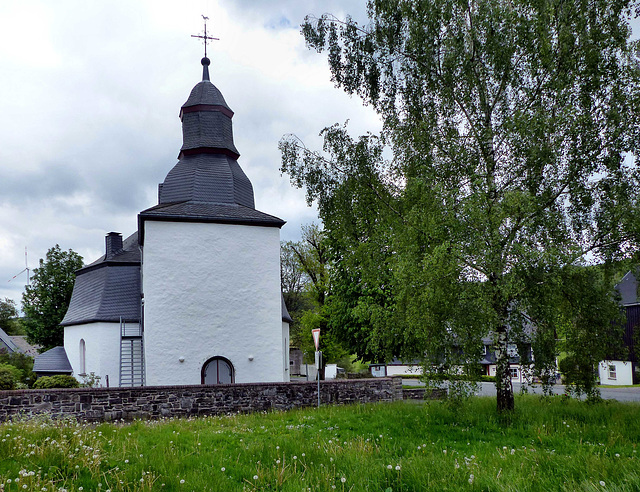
left=0, top=378, right=403, bottom=423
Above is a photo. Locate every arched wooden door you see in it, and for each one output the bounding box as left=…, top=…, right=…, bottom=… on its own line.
left=201, top=357, right=234, bottom=384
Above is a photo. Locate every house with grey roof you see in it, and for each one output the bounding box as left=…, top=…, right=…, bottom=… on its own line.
left=598, top=270, right=639, bottom=385
left=38, top=53, right=292, bottom=387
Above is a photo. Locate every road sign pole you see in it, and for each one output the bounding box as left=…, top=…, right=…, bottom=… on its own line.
left=312, top=329, right=321, bottom=408
left=316, top=350, right=322, bottom=407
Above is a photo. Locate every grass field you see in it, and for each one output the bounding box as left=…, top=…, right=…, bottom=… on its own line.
left=1, top=395, right=639, bottom=491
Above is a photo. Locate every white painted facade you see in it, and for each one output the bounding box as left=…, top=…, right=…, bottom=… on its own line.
left=598, top=360, right=634, bottom=386
left=64, top=322, right=121, bottom=387
left=142, top=220, right=287, bottom=386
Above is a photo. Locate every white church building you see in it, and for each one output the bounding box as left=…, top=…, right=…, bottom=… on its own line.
left=36, top=54, right=292, bottom=387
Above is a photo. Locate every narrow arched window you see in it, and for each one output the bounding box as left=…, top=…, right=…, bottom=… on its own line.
left=201, top=357, right=234, bottom=384
left=79, top=339, right=86, bottom=375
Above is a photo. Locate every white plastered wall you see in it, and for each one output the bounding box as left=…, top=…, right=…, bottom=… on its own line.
left=142, top=220, right=285, bottom=386
left=386, top=365, right=423, bottom=377
left=64, top=322, right=121, bottom=387
left=598, top=360, right=633, bottom=386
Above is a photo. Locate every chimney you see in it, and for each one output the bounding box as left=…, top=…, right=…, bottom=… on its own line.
left=105, top=232, right=123, bottom=259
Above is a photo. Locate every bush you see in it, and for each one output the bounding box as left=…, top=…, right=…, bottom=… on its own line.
left=480, top=375, right=497, bottom=383
left=0, top=350, right=35, bottom=387
left=33, top=375, right=80, bottom=389
left=0, top=363, right=21, bottom=390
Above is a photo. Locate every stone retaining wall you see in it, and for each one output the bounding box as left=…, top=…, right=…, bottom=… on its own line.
left=403, top=387, right=447, bottom=400
left=0, top=377, right=403, bottom=423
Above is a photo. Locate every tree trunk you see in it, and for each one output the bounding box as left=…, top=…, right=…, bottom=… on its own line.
left=495, top=328, right=514, bottom=412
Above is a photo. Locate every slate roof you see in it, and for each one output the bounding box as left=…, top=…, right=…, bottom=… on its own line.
left=180, top=110, right=239, bottom=158
left=158, top=154, right=254, bottom=208
left=0, top=327, right=18, bottom=353
left=182, top=75, right=232, bottom=111
left=146, top=57, right=284, bottom=229
left=616, top=271, right=639, bottom=306
left=33, top=346, right=73, bottom=374
left=8, top=336, right=39, bottom=356
left=61, top=232, right=141, bottom=326
left=139, top=202, right=285, bottom=244
left=281, top=295, right=293, bottom=323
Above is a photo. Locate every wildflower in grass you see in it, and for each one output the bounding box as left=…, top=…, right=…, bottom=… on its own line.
left=253, top=475, right=259, bottom=480
left=510, top=449, right=515, bottom=455
left=221, top=467, right=225, bottom=472
left=600, top=481, right=606, bottom=487
left=387, top=465, right=392, bottom=470
left=395, top=465, right=401, bottom=471
left=469, top=474, right=474, bottom=484
left=341, top=477, right=346, bottom=483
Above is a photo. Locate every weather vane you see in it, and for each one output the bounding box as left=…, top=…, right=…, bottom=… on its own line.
left=191, top=15, right=219, bottom=58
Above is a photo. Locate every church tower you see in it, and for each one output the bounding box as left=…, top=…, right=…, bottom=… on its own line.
left=139, top=54, right=290, bottom=385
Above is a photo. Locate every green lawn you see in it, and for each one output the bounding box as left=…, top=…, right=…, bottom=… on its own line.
left=1, top=395, right=639, bottom=491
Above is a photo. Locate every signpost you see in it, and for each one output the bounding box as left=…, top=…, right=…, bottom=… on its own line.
left=312, top=329, right=321, bottom=407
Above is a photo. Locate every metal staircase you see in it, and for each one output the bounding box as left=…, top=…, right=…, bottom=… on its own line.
left=119, top=318, right=145, bottom=386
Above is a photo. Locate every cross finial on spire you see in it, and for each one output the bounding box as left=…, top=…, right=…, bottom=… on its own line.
left=191, top=15, right=219, bottom=58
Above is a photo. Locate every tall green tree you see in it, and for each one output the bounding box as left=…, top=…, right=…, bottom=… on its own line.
left=0, top=298, right=18, bottom=333
left=281, top=224, right=352, bottom=375
left=281, top=0, right=640, bottom=411
left=22, top=245, right=83, bottom=350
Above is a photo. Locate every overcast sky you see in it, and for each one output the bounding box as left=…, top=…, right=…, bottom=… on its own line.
left=0, top=1, right=638, bottom=309
left=0, top=0, right=381, bottom=307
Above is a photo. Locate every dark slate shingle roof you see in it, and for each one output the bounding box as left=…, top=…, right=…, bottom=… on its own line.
left=33, top=346, right=73, bottom=374
left=140, top=201, right=284, bottom=228
left=180, top=111, right=239, bottom=157
left=61, top=264, right=141, bottom=326
left=616, top=271, right=639, bottom=306
left=182, top=80, right=231, bottom=111
left=281, top=294, right=293, bottom=323
left=84, top=231, right=141, bottom=269
left=61, top=231, right=141, bottom=327
left=159, top=154, right=253, bottom=208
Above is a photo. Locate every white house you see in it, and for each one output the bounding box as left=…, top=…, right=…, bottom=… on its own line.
left=598, top=271, right=639, bottom=386
left=40, top=54, right=292, bottom=387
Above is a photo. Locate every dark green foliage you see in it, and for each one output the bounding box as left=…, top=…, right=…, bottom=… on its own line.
left=281, top=0, right=640, bottom=411
left=0, top=298, right=18, bottom=334
left=32, top=374, right=79, bottom=389
left=0, top=364, right=20, bottom=390
left=0, top=350, right=35, bottom=388
left=22, top=245, right=83, bottom=351
left=281, top=224, right=352, bottom=370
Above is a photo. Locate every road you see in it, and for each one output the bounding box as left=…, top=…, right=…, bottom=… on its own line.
left=403, top=379, right=640, bottom=402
